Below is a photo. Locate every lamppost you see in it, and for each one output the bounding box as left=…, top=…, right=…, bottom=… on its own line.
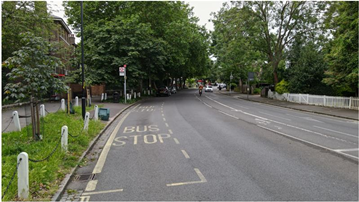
left=81, top=1, right=85, bottom=119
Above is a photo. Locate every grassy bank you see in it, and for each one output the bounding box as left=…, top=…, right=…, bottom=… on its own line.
left=2, top=106, right=105, bottom=201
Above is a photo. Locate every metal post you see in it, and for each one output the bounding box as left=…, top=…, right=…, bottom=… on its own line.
left=124, top=76, right=127, bottom=103
left=81, top=1, right=86, bottom=119
left=84, top=112, right=90, bottom=130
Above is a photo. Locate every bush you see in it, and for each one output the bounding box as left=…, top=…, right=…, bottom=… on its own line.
left=253, top=88, right=261, bottom=94
left=275, top=80, right=289, bottom=94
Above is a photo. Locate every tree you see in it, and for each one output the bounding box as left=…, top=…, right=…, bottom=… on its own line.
left=4, top=32, right=68, bottom=102
left=323, top=1, right=358, bottom=96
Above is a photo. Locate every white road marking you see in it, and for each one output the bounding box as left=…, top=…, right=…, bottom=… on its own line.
left=334, top=148, right=359, bottom=152
left=259, top=111, right=291, bottom=121
left=163, top=118, right=166, bottom=121
left=203, top=102, right=213, bottom=108
left=82, top=189, right=124, bottom=196
left=93, top=105, right=140, bottom=174
left=168, top=129, right=173, bottom=134
left=257, top=125, right=359, bottom=160
left=166, top=168, right=207, bottom=187
left=173, top=138, right=180, bottom=144
left=313, top=126, right=357, bottom=138
left=165, top=123, right=169, bottom=127
left=234, top=104, right=249, bottom=109
left=207, top=97, right=356, bottom=145
left=181, top=150, right=190, bottom=159
left=218, top=110, right=239, bottom=119
left=286, top=114, right=323, bottom=123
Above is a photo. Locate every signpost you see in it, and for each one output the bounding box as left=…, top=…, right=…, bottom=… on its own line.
left=230, top=72, right=233, bottom=93
left=247, top=72, right=254, bottom=100
left=119, top=65, right=127, bottom=103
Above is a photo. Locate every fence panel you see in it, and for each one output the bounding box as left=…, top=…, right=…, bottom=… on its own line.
left=267, top=90, right=357, bottom=110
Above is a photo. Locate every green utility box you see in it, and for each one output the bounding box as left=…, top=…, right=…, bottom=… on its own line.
left=99, top=108, right=110, bottom=121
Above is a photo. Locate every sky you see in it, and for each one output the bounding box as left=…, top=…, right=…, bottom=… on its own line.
left=47, top=0, right=227, bottom=43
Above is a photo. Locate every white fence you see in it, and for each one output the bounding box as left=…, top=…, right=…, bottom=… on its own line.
left=268, top=90, right=359, bottom=110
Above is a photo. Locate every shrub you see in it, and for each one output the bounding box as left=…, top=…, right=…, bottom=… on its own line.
left=253, top=88, right=261, bottom=94
left=275, top=80, right=289, bottom=94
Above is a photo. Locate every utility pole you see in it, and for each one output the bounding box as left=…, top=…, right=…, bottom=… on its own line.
left=81, top=1, right=85, bottom=119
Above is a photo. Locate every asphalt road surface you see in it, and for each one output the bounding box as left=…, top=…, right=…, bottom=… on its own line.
left=65, top=89, right=358, bottom=201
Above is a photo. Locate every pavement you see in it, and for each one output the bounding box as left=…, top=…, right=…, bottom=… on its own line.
left=216, top=90, right=359, bottom=120
left=1, top=96, right=130, bottom=133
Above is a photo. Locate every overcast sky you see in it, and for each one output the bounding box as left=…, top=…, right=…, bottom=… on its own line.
left=47, top=1, right=227, bottom=43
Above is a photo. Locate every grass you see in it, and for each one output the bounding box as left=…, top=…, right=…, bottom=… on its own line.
left=2, top=106, right=105, bottom=201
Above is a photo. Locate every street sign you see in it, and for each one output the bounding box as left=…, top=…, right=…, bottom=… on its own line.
left=248, top=72, right=254, bottom=81
left=119, top=66, right=126, bottom=76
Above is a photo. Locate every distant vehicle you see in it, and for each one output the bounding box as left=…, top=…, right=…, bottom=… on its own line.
left=157, top=86, right=171, bottom=97
left=205, top=85, right=213, bottom=92
left=169, top=86, right=177, bottom=94
left=220, top=83, right=227, bottom=89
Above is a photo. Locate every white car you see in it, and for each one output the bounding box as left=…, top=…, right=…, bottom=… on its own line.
left=205, top=85, right=213, bottom=92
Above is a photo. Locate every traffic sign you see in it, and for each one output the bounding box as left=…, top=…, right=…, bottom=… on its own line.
left=119, top=66, right=126, bottom=76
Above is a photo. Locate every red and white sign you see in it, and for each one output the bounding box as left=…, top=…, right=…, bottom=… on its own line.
left=119, top=65, right=126, bottom=76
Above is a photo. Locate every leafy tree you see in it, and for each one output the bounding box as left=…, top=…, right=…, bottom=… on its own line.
left=64, top=1, right=210, bottom=89
left=323, top=1, right=358, bottom=96
left=4, top=32, right=68, bottom=102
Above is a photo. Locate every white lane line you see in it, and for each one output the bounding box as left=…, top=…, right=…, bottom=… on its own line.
left=218, top=110, right=239, bottom=119
left=181, top=150, right=190, bottom=159
left=173, top=138, right=180, bottom=144
left=92, top=105, right=140, bottom=174
left=166, top=168, right=207, bottom=187
left=203, top=102, right=213, bottom=108
left=257, top=125, right=359, bottom=160
left=205, top=96, right=238, bottom=111
left=334, top=148, right=359, bottom=152
left=168, top=129, right=173, bottom=134
left=163, top=118, right=166, bottom=121
left=313, top=126, right=357, bottom=138
left=165, top=123, right=169, bottom=127
left=234, top=104, right=249, bottom=109
left=162, top=114, right=164, bottom=117
left=82, top=189, right=124, bottom=196
left=286, top=114, right=323, bottom=123
left=259, top=111, right=292, bottom=121
left=208, top=97, right=356, bottom=145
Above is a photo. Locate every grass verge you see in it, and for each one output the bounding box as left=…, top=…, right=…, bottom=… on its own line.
left=2, top=106, right=105, bottom=201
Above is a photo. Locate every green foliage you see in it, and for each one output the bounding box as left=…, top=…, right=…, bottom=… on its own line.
left=253, top=88, right=261, bottom=94
left=2, top=110, right=105, bottom=201
left=323, top=1, right=358, bottom=96
left=286, top=39, right=330, bottom=95
left=275, top=80, right=289, bottom=94
left=3, top=32, right=68, bottom=102
left=64, top=1, right=210, bottom=89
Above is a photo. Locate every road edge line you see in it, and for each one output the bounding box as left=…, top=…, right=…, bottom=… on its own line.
left=51, top=101, right=141, bottom=201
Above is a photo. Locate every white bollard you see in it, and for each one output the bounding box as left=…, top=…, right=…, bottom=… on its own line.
left=101, top=93, right=104, bottom=102
left=40, top=104, right=46, bottom=118
left=130, top=94, right=132, bottom=100
left=75, top=96, right=79, bottom=106
left=17, top=152, right=29, bottom=200
left=84, top=112, right=90, bottom=130
left=134, top=92, right=137, bottom=99
left=104, top=93, right=107, bottom=101
left=138, top=92, right=141, bottom=98
left=126, top=94, right=129, bottom=100
left=144, top=90, right=146, bottom=95
left=61, top=99, right=65, bottom=111
left=94, top=105, right=99, bottom=121
left=148, top=90, right=150, bottom=95
left=12, top=111, right=21, bottom=131
left=61, top=126, right=68, bottom=152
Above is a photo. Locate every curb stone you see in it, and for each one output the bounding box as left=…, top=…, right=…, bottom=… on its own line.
left=51, top=101, right=141, bottom=201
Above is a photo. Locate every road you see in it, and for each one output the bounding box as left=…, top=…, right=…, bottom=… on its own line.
left=63, top=89, right=358, bottom=201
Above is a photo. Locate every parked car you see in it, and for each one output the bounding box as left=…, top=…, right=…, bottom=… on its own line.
left=156, top=86, right=171, bottom=96
left=205, top=85, right=213, bottom=92
left=169, top=86, right=177, bottom=94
